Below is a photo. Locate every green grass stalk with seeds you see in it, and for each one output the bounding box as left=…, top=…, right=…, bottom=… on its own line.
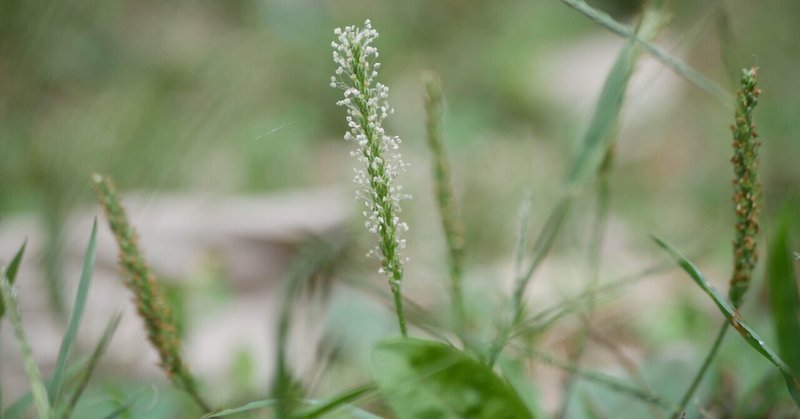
left=92, top=174, right=211, bottom=413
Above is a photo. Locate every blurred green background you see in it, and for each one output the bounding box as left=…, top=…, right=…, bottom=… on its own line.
left=1, top=0, right=799, bottom=253
left=1, top=0, right=799, bottom=417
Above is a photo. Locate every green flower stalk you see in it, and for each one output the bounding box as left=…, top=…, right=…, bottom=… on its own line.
left=728, top=67, right=761, bottom=309
left=423, top=72, right=466, bottom=333
left=671, top=67, right=762, bottom=418
left=92, top=174, right=210, bottom=412
left=330, top=20, right=411, bottom=336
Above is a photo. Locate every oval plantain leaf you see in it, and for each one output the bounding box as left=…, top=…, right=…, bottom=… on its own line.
left=371, top=338, right=534, bottom=419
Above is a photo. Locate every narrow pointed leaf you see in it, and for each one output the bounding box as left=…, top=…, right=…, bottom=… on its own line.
left=0, top=267, right=51, bottom=418
left=4, top=361, right=84, bottom=419
left=202, top=400, right=278, bottom=418
left=652, top=235, right=800, bottom=407
left=561, top=0, right=733, bottom=106
left=0, top=240, right=27, bottom=319
left=372, top=338, right=533, bottom=419
left=61, top=312, right=122, bottom=419
left=50, top=219, right=99, bottom=407
left=766, top=210, right=800, bottom=375
left=293, top=383, right=377, bottom=419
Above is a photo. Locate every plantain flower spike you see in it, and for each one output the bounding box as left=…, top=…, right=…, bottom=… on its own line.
left=728, top=67, right=762, bottom=309
left=330, top=20, right=411, bottom=335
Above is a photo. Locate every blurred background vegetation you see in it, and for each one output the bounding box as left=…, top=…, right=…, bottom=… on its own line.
left=1, top=0, right=799, bottom=417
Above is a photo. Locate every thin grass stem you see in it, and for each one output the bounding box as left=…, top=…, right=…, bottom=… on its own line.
left=422, top=71, right=466, bottom=338
left=561, top=0, right=734, bottom=107
left=0, top=267, right=52, bottom=419
left=672, top=321, right=728, bottom=418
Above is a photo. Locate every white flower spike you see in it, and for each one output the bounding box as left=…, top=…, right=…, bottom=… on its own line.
left=331, top=20, right=410, bottom=335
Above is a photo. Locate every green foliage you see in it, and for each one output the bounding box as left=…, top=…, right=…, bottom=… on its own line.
left=0, top=239, right=26, bottom=319
left=766, top=209, right=800, bottom=376
left=423, top=71, right=466, bottom=337
left=371, top=338, right=533, bottom=419
left=1, top=248, right=51, bottom=419
left=93, top=174, right=210, bottom=413
left=50, top=220, right=99, bottom=408
left=653, top=236, right=800, bottom=408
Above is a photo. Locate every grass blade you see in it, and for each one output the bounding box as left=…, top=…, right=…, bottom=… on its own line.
left=60, top=312, right=122, bottom=419
left=0, top=266, right=51, bottom=418
left=0, top=240, right=27, bottom=319
left=202, top=400, right=279, bottom=418
left=4, top=361, right=85, bottom=419
left=561, top=0, right=733, bottom=107
left=50, top=219, right=98, bottom=408
left=567, top=3, right=666, bottom=189
left=272, top=235, right=347, bottom=417
left=766, top=209, right=800, bottom=375
left=489, top=2, right=668, bottom=366
left=293, top=384, right=378, bottom=419
left=527, top=348, right=672, bottom=411
left=652, top=235, right=800, bottom=407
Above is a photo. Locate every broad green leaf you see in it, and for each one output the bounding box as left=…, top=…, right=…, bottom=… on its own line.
left=51, top=219, right=99, bottom=407
left=766, top=210, right=800, bottom=375
left=653, top=235, right=800, bottom=408
left=371, top=338, right=533, bottom=419
left=500, top=358, right=546, bottom=418
left=0, top=240, right=27, bottom=319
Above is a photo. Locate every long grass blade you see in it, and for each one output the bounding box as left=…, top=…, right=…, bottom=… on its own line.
left=512, top=258, right=679, bottom=338
left=652, top=235, right=800, bottom=407
left=0, top=265, right=51, bottom=419
left=561, top=0, right=733, bottom=107
left=60, top=312, right=122, bottom=419
left=766, top=209, right=800, bottom=375
left=4, top=361, right=85, bottom=419
left=202, top=400, right=278, bottom=418
left=527, top=348, right=673, bottom=411
left=272, top=235, right=347, bottom=417
left=293, top=383, right=378, bottom=419
left=558, top=150, right=613, bottom=419
left=488, top=2, right=668, bottom=366
left=50, top=219, right=98, bottom=408
left=0, top=240, right=27, bottom=319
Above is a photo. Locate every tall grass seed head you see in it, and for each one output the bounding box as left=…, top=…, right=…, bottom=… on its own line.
left=330, top=20, right=410, bottom=280
left=728, top=67, right=761, bottom=308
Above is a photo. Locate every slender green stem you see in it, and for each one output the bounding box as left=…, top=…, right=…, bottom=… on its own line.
left=558, top=150, right=611, bottom=418
left=672, top=321, right=728, bottom=418
left=0, top=268, right=52, bottom=419
left=526, top=347, right=674, bottom=411
left=390, top=281, right=408, bottom=337
left=423, top=72, right=466, bottom=338
left=488, top=196, right=573, bottom=366
left=560, top=0, right=734, bottom=107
